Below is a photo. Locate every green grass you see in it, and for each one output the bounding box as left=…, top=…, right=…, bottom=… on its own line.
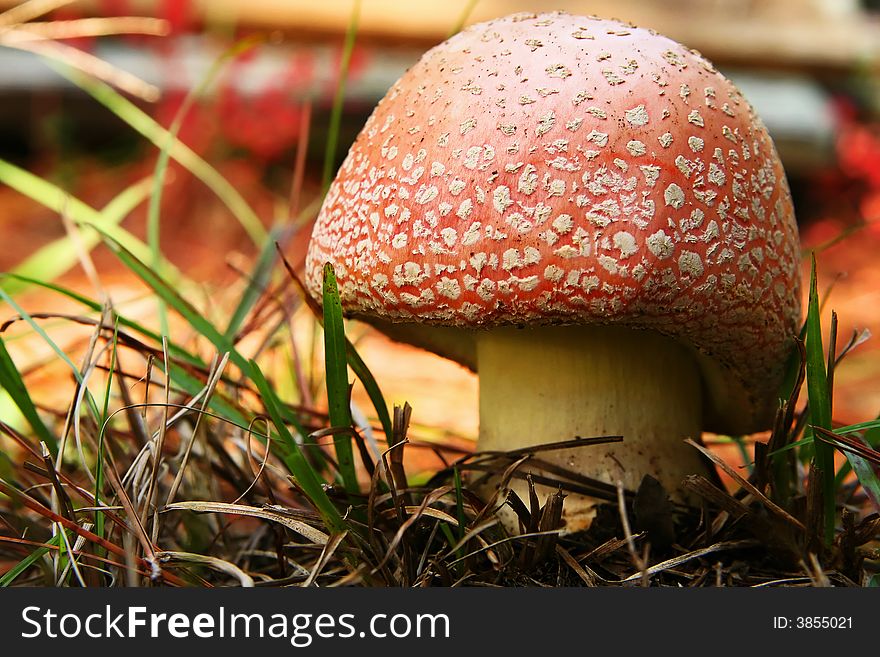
left=321, top=263, right=358, bottom=494
left=805, top=254, right=835, bottom=546
left=0, top=336, right=56, bottom=454
left=763, top=258, right=880, bottom=548
left=248, top=361, right=345, bottom=531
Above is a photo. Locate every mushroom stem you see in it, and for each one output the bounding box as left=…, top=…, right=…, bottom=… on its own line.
left=476, top=325, right=709, bottom=529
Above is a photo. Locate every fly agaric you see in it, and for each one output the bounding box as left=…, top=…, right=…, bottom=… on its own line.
left=305, top=12, right=801, bottom=527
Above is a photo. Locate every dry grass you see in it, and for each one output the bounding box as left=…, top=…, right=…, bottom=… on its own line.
left=0, top=267, right=877, bottom=587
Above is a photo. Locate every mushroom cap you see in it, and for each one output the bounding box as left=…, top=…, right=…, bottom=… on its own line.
left=306, top=12, right=802, bottom=434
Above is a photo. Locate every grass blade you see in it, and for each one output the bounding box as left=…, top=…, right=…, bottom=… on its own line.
left=322, top=263, right=358, bottom=494
left=4, top=176, right=153, bottom=296
left=816, top=424, right=880, bottom=514
left=840, top=446, right=880, bottom=513
left=47, top=62, right=267, bottom=246
left=835, top=419, right=880, bottom=434
left=448, top=0, right=480, bottom=36
left=0, top=288, right=100, bottom=422
left=770, top=418, right=880, bottom=457
left=453, top=466, right=466, bottom=541
left=0, top=336, right=56, bottom=453
left=93, top=227, right=247, bottom=370
left=345, top=343, right=393, bottom=447
left=224, top=227, right=281, bottom=340
left=804, top=254, right=834, bottom=545
left=0, top=531, right=66, bottom=587
left=94, top=317, right=120, bottom=542
left=248, top=360, right=344, bottom=532
left=8, top=32, right=159, bottom=100
left=0, top=159, right=182, bottom=286
left=322, top=0, right=360, bottom=190
left=165, top=501, right=329, bottom=545
left=0, top=1, right=77, bottom=27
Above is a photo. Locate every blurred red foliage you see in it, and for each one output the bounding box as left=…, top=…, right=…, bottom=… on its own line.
left=217, top=50, right=316, bottom=161
left=803, top=96, right=880, bottom=245
left=837, top=122, right=880, bottom=237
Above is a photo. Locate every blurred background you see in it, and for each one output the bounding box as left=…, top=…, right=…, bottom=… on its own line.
left=1, top=0, right=878, bottom=473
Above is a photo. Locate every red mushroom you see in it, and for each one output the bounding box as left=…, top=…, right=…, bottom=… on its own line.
left=306, top=12, right=801, bottom=528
